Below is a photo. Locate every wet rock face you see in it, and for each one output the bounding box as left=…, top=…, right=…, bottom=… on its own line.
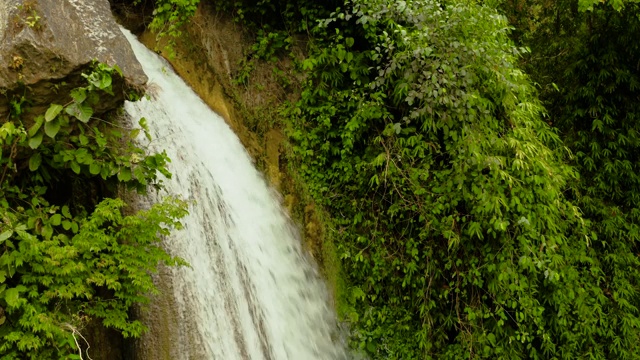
left=0, top=0, right=147, bottom=120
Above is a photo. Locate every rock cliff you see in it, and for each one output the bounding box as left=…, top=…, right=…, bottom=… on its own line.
left=0, top=0, right=146, bottom=120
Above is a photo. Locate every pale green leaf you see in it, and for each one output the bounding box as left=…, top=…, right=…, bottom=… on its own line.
left=118, top=168, right=132, bottom=182
left=70, top=161, right=81, bottom=174
left=28, top=131, right=44, bottom=149
left=28, top=116, right=44, bottom=137
left=44, top=118, right=61, bottom=138
left=65, top=102, right=93, bottom=123
left=45, top=104, right=63, bottom=122
left=4, top=287, right=20, bottom=308
left=50, top=214, right=62, bottom=226
left=70, top=88, right=87, bottom=103
left=0, top=230, right=12, bottom=244
left=89, top=162, right=101, bottom=175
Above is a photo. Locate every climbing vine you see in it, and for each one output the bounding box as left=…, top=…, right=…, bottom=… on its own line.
left=0, top=63, right=187, bottom=359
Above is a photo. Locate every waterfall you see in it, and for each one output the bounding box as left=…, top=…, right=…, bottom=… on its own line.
left=121, top=29, right=347, bottom=360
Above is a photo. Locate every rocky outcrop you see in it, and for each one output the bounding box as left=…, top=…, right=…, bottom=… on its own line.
left=0, top=0, right=146, bottom=120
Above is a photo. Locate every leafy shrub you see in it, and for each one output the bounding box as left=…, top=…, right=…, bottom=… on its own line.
left=0, top=64, right=187, bottom=358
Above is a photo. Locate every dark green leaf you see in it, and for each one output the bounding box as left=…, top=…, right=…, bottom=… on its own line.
left=29, top=153, right=42, bottom=171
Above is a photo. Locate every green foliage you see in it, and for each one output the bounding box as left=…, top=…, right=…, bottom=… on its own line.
left=280, top=0, right=640, bottom=358
left=233, top=30, right=292, bottom=86
left=148, top=0, right=198, bottom=36
left=505, top=2, right=640, bottom=357
left=251, top=30, right=292, bottom=63
left=132, top=0, right=199, bottom=56
left=578, top=0, right=638, bottom=11
left=216, top=0, right=339, bottom=33
left=223, top=0, right=640, bottom=357
left=0, top=64, right=187, bottom=358
left=13, top=1, right=43, bottom=31
left=214, top=0, right=339, bottom=85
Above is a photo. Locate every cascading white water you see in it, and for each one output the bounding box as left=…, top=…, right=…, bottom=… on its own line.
left=121, top=29, right=347, bottom=360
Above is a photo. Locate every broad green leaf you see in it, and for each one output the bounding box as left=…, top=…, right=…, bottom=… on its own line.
left=4, top=287, right=21, bottom=308
left=0, top=230, right=12, bottom=244
left=28, top=115, right=44, bottom=137
left=70, top=161, right=81, bottom=174
left=44, top=118, right=61, bottom=138
left=118, top=168, right=132, bottom=182
left=45, top=104, right=63, bottom=122
left=28, top=131, right=44, bottom=149
left=70, top=88, right=87, bottom=103
left=41, top=224, right=53, bottom=239
left=139, top=117, right=149, bottom=132
left=79, top=134, right=89, bottom=145
left=100, top=73, right=112, bottom=89
left=130, top=128, right=141, bottom=139
left=50, top=214, right=62, bottom=226
left=75, top=148, right=93, bottom=164
left=89, top=162, right=101, bottom=175
left=346, top=37, right=355, bottom=47
left=65, top=102, right=93, bottom=123
left=29, top=153, right=42, bottom=171
left=134, top=166, right=147, bottom=184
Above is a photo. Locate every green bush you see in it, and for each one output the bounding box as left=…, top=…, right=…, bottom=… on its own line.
left=0, top=64, right=187, bottom=358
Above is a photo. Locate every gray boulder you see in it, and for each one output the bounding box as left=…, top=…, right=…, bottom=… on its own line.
left=0, top=0, right=147, bottom=121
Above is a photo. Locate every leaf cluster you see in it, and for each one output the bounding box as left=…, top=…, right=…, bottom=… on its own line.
left=0, top=64, right=187, bottom=358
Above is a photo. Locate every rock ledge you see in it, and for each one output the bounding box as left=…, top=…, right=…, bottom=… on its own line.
left=0, top=0, right=147, bottom=120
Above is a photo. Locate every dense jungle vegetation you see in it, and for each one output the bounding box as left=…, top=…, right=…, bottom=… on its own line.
left=2, top=0, right=640, bottom=358
left=208, top=0, right=640, bottom=358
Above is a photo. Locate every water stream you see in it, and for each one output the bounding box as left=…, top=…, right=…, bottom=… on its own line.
left=121, top=29, right=346, bottom=360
